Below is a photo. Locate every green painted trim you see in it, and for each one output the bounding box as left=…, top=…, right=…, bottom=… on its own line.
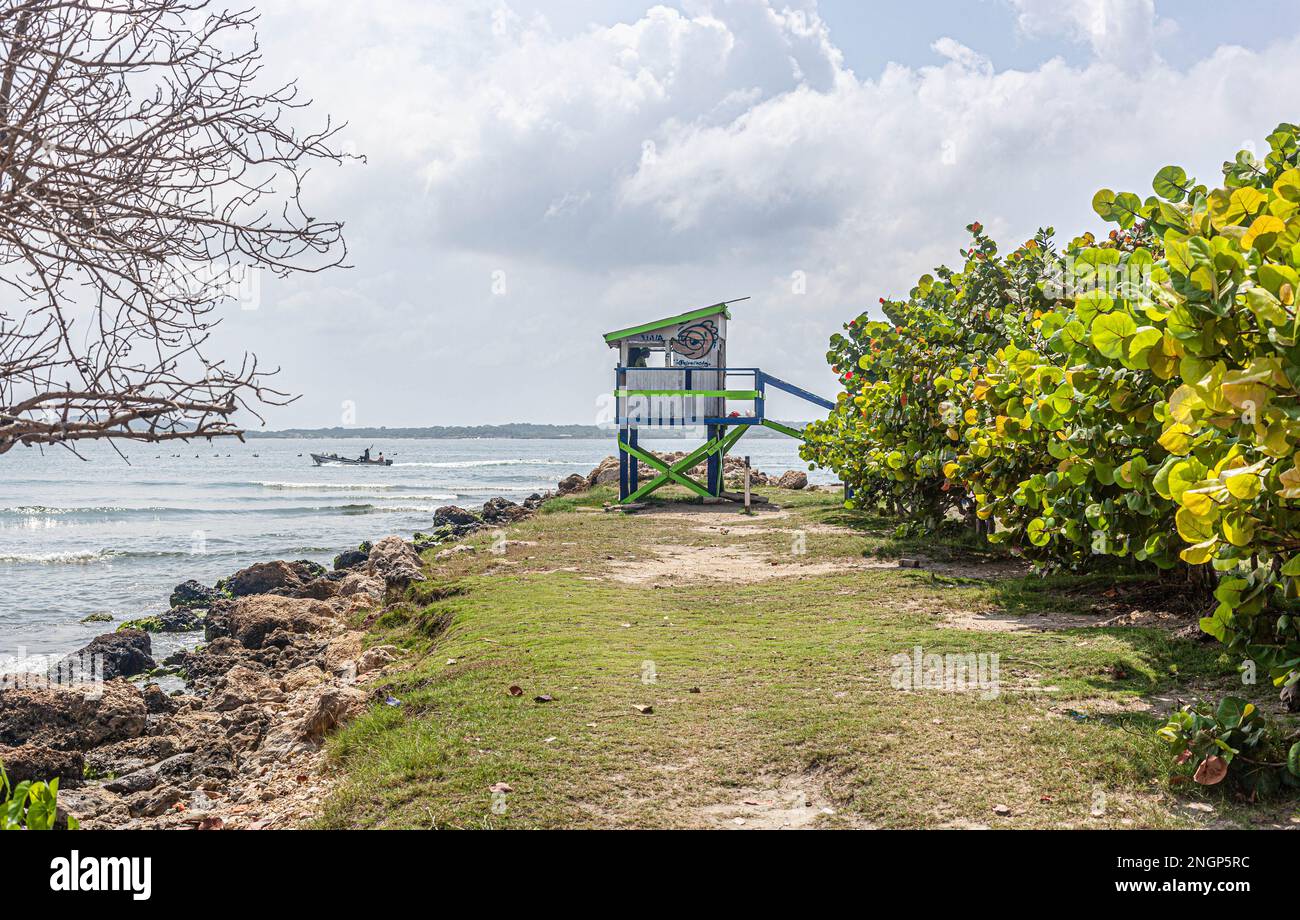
left=713, top=425, right=748, bottom=460
left=615, top=426, right=755, bottom=503
left=620, top=439, right=713, bottom=501
left=615, top=389, right=759, bottom=400
left=603, top=303, right=731, bottom=344
left=761, top=418, right=806, bottom=440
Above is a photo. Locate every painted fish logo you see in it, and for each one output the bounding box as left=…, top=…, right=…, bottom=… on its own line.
left=669, top=320, right=718, bottom=361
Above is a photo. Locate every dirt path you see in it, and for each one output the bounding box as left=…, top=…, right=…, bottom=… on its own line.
left=602, top=502, right=1022, bottom=587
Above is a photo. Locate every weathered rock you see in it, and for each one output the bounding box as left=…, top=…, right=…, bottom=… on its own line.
left=102, top=768, right=159, bottom=795
left=364, top=536, right=425, bottom=587
left=522, top=492, right=547, bottom=510
left=152, top=747, right=236, bottom=787
left=336, top=571, right=385, bottom=602
left=208, top=595, right=333, bottom=650
left=557, top=473, right=587, bottom=494
left=222, top=560, right=301, bottom=597
left=776, top=470, right=808, bottom=490
left=322, top=633, right=364, bottom=677
left=433, top=505, right=480, bottom=527
left=480, top=496, right=530, bottom=524
left=170, top=633, right=248, bottom=685
left=211, top=664, right=283, bottom=711
left=435, top=544, right=475, bottom=560
left=282, top=664, right=328, bottom=692
left=170, top=579, right=220, bottom=610
left=141, top=684, right=178, bottom=715
left=333, top=548, right=369, bottom=571
left=412, top=525, right=456, bottom=552
left=126, top=784, right=182, bottom=818
left=298, top=687, right=367, bottom=742
left=0, top=678, right=147, bottom=751
left=294, top=577, right=340, bottom=600
left=0, top=742, right=84, bottom=786
left=119, top=607, right=204, bottom=633
left=586, top=456, right=620, bottom=488
left=49, top=629, right=155, bottom=682
left=84, top=735, right=179, bottom=778
left=356, top=645, right=399, bottom=675
left=222, top=559, right=327, bottom=598
left=57, top=785, right=130, bottom=828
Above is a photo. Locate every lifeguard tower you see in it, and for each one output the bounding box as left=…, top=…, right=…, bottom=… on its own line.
left=605, top=298, right=836, bottom=503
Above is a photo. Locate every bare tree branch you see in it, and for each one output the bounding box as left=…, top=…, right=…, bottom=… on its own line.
left=0, top=0, right=349, bottom=455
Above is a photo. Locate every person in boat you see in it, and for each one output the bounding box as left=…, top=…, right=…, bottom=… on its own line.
left=377, top=452, right=385, bottom=463
left=361, top=447, right=371, bottom=462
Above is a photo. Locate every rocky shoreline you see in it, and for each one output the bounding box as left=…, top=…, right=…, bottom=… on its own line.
left=0, top=457, right=811, bottom=829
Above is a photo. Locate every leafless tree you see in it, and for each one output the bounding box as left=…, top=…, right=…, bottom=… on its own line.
left=0, top=0, right=348, bottom=456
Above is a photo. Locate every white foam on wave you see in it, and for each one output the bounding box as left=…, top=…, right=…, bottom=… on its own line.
left=0, top=549, right=118, bottom=565
left=254, top=481, right=403, bottom=491
left=393, top=459, right=574, bottom=469
left=0, top=505, right=156, bottom=515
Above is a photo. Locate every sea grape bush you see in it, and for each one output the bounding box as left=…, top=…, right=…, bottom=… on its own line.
left=807, top=224, right=1052, bottom=532
left=1157, top=697, right=1300, bottom=797
left=804, top=122, right=1300, bottom=718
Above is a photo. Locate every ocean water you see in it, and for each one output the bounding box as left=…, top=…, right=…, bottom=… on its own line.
left=0, top=436, right=831, bottom=668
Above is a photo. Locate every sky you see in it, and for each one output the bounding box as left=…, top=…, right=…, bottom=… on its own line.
left=212, top=0, right=1300, bottom=429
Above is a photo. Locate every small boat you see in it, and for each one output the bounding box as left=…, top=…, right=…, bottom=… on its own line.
left=311, top=449, right=393, bottom=467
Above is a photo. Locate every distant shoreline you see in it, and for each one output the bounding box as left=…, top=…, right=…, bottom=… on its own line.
left=245, top=423, right=809, bottom=440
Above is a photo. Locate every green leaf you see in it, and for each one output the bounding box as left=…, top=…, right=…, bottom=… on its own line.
left=1153, top=165, right=1189, bottom=202
left=1126, top=326, right=1163, bottom=365
left=1091, top=311, right=1137, bottom=360
left=1092, top=189, right=1117, bottom=221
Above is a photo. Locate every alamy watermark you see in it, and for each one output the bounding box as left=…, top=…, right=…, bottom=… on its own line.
left=4, top=646, right=106, bottom=699
left=891, top=645, right=1000, bottom=700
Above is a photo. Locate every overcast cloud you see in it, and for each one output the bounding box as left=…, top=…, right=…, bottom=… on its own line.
left=212, top=0, right=1300, bottom=428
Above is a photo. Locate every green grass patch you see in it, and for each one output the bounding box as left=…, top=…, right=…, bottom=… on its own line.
left=315, top=489, right=1296, bottom=829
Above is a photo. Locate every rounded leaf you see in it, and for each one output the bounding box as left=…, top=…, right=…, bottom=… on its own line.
left=1153, top=165, right=1188, bottom=202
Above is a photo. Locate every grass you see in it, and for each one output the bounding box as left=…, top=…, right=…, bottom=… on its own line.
left=313, top=486, right=1299, bottom=829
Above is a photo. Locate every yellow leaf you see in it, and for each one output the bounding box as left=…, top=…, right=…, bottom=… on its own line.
left=1176, top=506, right=1215, bottom=543
left=1159, top=423, right=1193, bottom=455
left=1221, top=463, right=1264, bottom=500
left=1242, top=214, right=1286, bottom=251
left=1180, top=539, right=1217, bottom=565
left=1221, top=381, right=1270, bottom=413
left=1180, top=488, right=1218, bottom=518
left=1222, top=512, right=1255, bottom=547
left=1167, top=385, right=1201, bottom=425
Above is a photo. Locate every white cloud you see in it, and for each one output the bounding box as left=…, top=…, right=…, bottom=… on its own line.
left=232, top=0, right=1300, bottom=426
left=1006, top=0, right=1166, bottom=72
